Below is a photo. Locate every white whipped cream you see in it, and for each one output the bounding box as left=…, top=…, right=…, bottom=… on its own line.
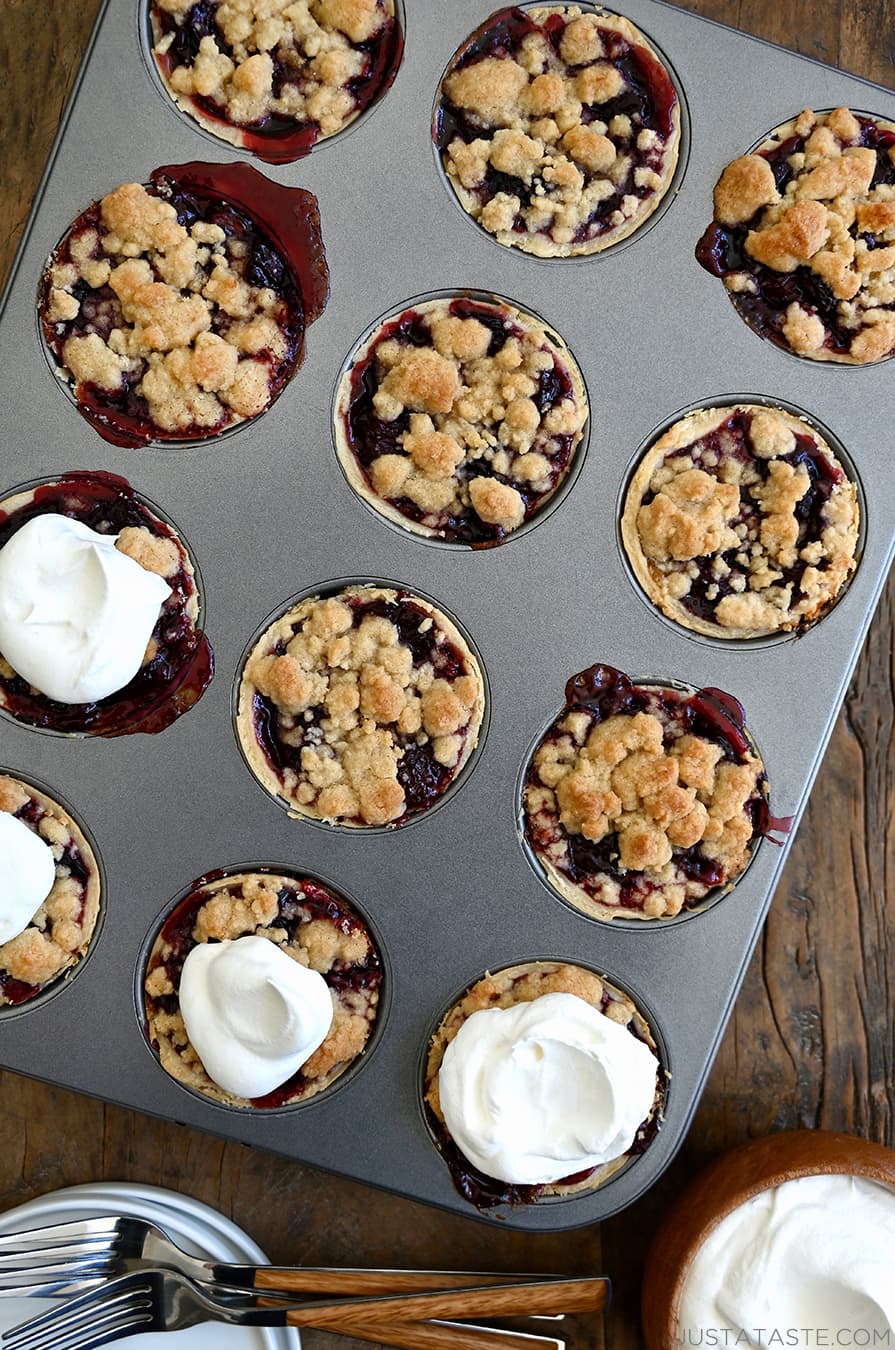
left=438, top=991, right=659, bottom=1185
left=179, top=936, right=334, bottom=1099
left=678, top=1174, right=895, bottom=1346
left=0, top=812, right=57, bottom=944
left=0, top=514, right=171, bottom=704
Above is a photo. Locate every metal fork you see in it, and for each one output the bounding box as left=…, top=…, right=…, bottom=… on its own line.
left=0, top=1218, right=555, bottom=1301
left=1, top=1268, right=610, bottom=1350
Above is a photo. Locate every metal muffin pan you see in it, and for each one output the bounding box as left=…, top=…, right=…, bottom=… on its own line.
left=0, top=0, right=892, bottom=1232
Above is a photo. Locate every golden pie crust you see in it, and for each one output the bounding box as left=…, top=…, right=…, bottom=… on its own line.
left=424, top=959, right=662, bottom=1200
left=620, top=405, right=860, bottom=640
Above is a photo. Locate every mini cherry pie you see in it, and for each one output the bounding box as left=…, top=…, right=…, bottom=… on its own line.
left=522, top=663, right=769, bottom=920
left=697, top=107, right=895, bottom=364
left=236, top=585, right=486, bottom=826
left=435, top=4, right=681, bottom=257
left=335, top=295, right=588, bottom=544
left=621, top=404, right=860, bottom=640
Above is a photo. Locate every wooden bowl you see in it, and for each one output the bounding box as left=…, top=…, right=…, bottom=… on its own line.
left=641, top=1130, right=895, bottom=1348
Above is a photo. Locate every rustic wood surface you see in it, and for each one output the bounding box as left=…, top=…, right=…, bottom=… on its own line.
left=0, top=2, right=893, bottom=1347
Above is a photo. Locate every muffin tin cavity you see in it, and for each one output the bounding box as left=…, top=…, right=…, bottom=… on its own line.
left=0, top=771, right=104, bottom=1017
left=332, top=290, right=590, bottom=546
left=233, top=579, right=489, bottom=829
left=618, top=399, right=863, bottom=645
left=432, top=2, right=688, bottom=258
left=421, top=958, right=668, bottom=1209
left=139, top=865, right=387, bottom=1110
left=0, top=471, right=212, bottom=737
left=145, top=0, right=405, bottom=164
left=519, top=663, right=770, bottom=925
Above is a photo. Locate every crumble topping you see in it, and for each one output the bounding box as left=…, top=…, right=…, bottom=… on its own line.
left=236, top=586, right=486, bottom=826
left=621, top=405, right=860, bottom=639
left=435, top=5, right=681, bottom=257
left=144, top=870, right=381, bottom=1107
left=0, top=775, right=101, bottom=1006
left=425, top=960, right=663, bottom=1203
left=523, top=665, right=767, bottom=921
left=150, top=0, right=400, bottom=157
left=0, top=473, right=211, bottom=736
left=697, top=107, right=895, bottom=364
left=335, top=296, right=588, bottom=545
left=41, top=177, right=307, bottom=443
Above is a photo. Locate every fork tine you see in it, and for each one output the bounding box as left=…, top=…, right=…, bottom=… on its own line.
left=0, top=1256, right=117, bottom=1280
left=0, top=1223, right=118, bottom=1253
left=7, top=1305, right=153, bottom=1350
left=3, top=1281, right=150, bottom=1350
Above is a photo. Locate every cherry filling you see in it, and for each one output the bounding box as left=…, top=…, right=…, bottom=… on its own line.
left=0, top=471, right=213, bottom=736
left=343, top=299, right=578, bottom=545
left=525, top=663, right=768, bottom=912
left=640, top=409, right=846, bottom=626
left=430, top=975, right=666, bottom=1209
left=150, top=0, right=403, bottom=164
left=145, top=874, right=382, bottom=1107
left=696, top=117, right=895, bottom=356
left=41, top=163, right=327, bottom=448
left=434, top=6, right=678, bottom=246
left=251, top=593, right=473, bottom=818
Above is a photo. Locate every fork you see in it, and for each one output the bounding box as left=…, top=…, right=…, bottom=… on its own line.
left=0, top=1218, right=555, bottom=1301
left=2, top=1268, right=611, bottom=1350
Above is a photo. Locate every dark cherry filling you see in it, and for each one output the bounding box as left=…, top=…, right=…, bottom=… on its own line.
left=0, top=799, right=92, bottom=1007
left=250, top=593, right=473, bottom=821
left=145, top=873, right=381, bottom=1107
left=431, top=976, right=667, bottom=1209
left=41, top=163, right=327, bottom=448
left=696, top=117, right=895, bottom=356
left=434, top=6, right=677, bottom=245
left=342, top=300, right=578, bottom=546
left=0, top=471, right=213, bottom=736
left=150, top=0, right=403, bottom=164
left=525, top=663, right=769, bottom=911
left=639, top=409, right=846, bottom=626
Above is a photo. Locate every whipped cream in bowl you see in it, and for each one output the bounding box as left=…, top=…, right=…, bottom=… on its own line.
left=424, top=960, right=665, bottom=1207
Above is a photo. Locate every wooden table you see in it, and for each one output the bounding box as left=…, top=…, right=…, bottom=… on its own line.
left=1, top=3, right=893, bottom=1346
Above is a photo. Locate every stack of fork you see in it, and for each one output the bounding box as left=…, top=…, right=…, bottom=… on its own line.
left=0, top=1216, right=610, bottom=1350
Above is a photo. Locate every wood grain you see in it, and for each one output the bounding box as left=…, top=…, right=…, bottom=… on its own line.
left=1, top=4, right=894, bottom=1350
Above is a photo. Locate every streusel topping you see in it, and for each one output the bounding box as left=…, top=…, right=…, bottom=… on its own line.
left=151, top=0, right=401, bottom=161
left=435, top=5, right=681, bottom=257
left=697, top=107, right=895, bottom=364
left=335, top=296, right=588, bottom=544
left=425, top=960, right=663, bottom=1206
left=0, top=775, right=101, bottom=1007
left=237, top=586, right=485, bottom=826
left=41, top=167, right=324, bottom=446
left=523, top=664, right=768, bottom=921
left=144, top=870, right=381, bottom=1107
left=621, top=405, right=860, bottom=639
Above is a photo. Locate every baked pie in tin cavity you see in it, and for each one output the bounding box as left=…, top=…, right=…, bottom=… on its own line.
left=0, top=472, right=212, bottom=737
left=620, top=404, right=860, bottom=641
left=334, top=294, right=588, bottom=545
left=0, top=774, right=101, bottom=1009
left=434, top=4, right=682, bottom=258
left=143, top=870, right=382, bottom=1108
left=423, top=960, right=665, bottom=1207
left=522, top=663, right=770, bottom=921
left=39, top=163, right=328, bottom=447
left=696, top=107, right=895, bottom=364
left=236, top=585, right=486, bottom=827
left=149, top=0, right=403, bottom=163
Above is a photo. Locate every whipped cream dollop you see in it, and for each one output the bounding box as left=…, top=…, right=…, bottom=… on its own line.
left=678, top=1174, right=895, bottom=1347
left=438, top=991, right=659, bottom=1185
left=0, top=514, right=171, bottom=704
left=0, top=812, right=57, bottom=944
left=179, top=936, right=334, bottom=1099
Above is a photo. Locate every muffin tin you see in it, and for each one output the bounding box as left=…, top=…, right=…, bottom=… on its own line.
left=0, top=0, right=893, bottom=1231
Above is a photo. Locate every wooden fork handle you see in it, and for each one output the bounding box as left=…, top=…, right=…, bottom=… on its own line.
left=254, top=1270, right=549, bottom=1296
left=320, top=1318, right=558, bottom=1350
left=282, top=1279, right=609, bottom=1327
